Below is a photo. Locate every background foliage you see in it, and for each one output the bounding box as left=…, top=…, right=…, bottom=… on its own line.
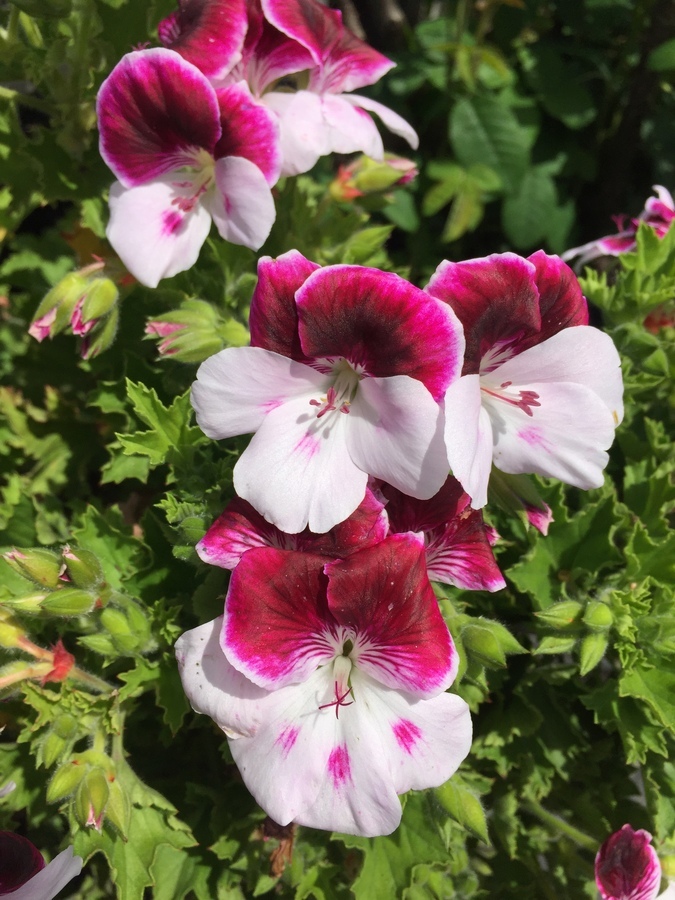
left=1, top=0, right=674, bottom=897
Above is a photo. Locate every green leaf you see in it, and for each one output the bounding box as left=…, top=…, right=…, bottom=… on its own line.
left=648, top=38, right=675, bottom=71
left=619, top=665, right=675, bottom=734
left=502, top=166, right=558, bottom=248
left=336, top=793, right=448, bottom=900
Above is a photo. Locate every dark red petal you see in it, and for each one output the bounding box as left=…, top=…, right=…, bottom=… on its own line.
left=0, top=832, right=45, bottom=894
left=297, top=266, right=463, bottom=400
left=382, top=475, right=466, bottom=534
left=425, top=253, right=540, bottom=375
left=525, top=251, right=589, bottom=348
left=214, top=82, right=281, bottom=185
left=157, top=0, right=247, bottom=82
left=325, top=534, right=454, bottom=693
left=299, top=487, right=388, bottom=557
left=249, top=250, right=320, bottom=360
left=97, top=49, right=220, bottom=186
left=223, top=548, right=337, bottom=688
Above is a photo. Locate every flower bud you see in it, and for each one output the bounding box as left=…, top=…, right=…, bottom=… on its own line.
left=47, top=759, right=86, bottom=802
left=435, top=780, right=489, bottom=844
left=62, top=546, right=104, bottom=590
left=80, top=304, right=119, bottom=359
left=0, top=592, right=48, bottom=613
left=536, top=600, right=584, bottom=627
left=488, top=470, right=554, bottom=535
left=583, top=600, right=613, bottom=631
left=579, top=632, right=609, bottom=675
left=28, top=273, right=87, bottom=342
left=0, top=611, right=26, bottom=648
left=534, top=635, right=577, bottom=655
left=100, top=608, right=139, bottom=652
left=461, top=624, right=506, bottom=668
left=75, top=768, right=110, bottom=831
left=41, top=588, right=96, bottom=616
left=104, top=778, right=130, bottom=836
left=40, top=732, right=68, bottom=769
left=145, top=298, right=248, bottom=363
left=595, top=824, right=661, bottom=900
left=3, top=548, right=62, bottom=589
left=330, top=154, right=418, bottom=201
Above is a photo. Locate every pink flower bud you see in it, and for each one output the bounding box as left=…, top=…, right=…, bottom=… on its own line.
left=595, top=824, right=662, bottom=900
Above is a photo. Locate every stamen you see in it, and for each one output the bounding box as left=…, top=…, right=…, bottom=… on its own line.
left=481, top=381, right=541, bottom=416
left=319, top=681, right=354, bottom=719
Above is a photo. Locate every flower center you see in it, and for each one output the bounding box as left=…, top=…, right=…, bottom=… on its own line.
left=170, top=150, right=215, bottom=215
left=309, top=360, right=360, bottom=419
left=319, top=650, right=354, bottom=719
left=480, top=379, right=541, bottom=417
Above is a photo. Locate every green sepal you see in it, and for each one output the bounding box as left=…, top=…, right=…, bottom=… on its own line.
left=47, top=759, right=87, bottom=802
left=80, top=278, right=118, bottom=322
left=63, top=547, right=105, bottom=590
left=41, top=587, right=96, bottom=616
left=434, top=779, right=490, bottom=844
left=535, top=600, right=584, bottom=627
left=579, top=633, right=609, bottom=675
left=533, top=635, right=578, bottom=655
left=583, top=600, right=614, bottom=631
left=4, top=548, right=62, bottom=589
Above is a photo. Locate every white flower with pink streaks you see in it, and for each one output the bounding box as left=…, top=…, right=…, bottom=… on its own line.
left=96, top=48, right=280, bottom=287
left=191, top=251, right=464, bottom=534
left=175, top=533, right=472, bottom=836
left=595, top=824, right=671, bottom=900
left=0, top=832, right=82, bottom=900
left=425, top=251, right=624, bottom=509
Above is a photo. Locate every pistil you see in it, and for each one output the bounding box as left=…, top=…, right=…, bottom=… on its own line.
left=481, top=379, right=541, bottom=416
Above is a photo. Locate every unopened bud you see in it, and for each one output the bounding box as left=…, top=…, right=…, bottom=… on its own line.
left=100, top=608, right=139, bottom=652
left=579, top=633, right=609, bottom=675
left=534, top=635, right=577, bottom=655
left=80, top=278, right=119, bottom=322
left=488, top=470, right=553, bottom=535
left=145, top=299, right=247, bottom=363
left=62, top=546, right=104, bottom=590
left=28, top=273, right=87, bottom=342
left=40, top=732, right=68, bottom=768
left=105, top=778, right=130, bottom=835
left=330, top=154, right=418, bottom=201
left=461, top=624, right=506, bottom=668
left=435, top=780, right=489, bottom=844
left=0, top=592, right=48, bottom=613
left=583, top=600, right=613, bottom=631
left=0, top=611, right=26, bottom=648
left=3, top=548, right=61, bottom=589
left=81, top=304, right=119, bottom=359
left=41, top=588, right=96, bottom=616
left=76, top=768, right=110, bottom=831
left=47, top=759, right=86, bottom=802
left=536, top=600, right=584, bottom=627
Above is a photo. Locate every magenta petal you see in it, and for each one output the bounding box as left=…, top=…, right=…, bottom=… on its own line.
left=425, top=253, right=540, bottom=375
left=317, top=27, right=394, bottom=94
left=595, top=825, right=662, bottom=900
left=157, top=0, right=247, bottom=83
left=245, top=20, right=315, bottom=95
left=97, top=49, right=221, bottom=187
left=249, top=250, right=320, bottom=360
left=525, top=251, right=589, bottom=347
left=325, top=534, right=458, bottom=697
left=261, top=0, right=342, bottom=68
left=197, top=498, right=292, bottom=569
left=382, top=475, right=466, bottom=534
left=223, top=548, right=337, bottom=689
left=297, top=266, right=464, bottom=400
left=301, top=487, right=388, bottom=557
left=214, top=82, right=281, bottom=184
left=0, top=832, right=45, bottom=894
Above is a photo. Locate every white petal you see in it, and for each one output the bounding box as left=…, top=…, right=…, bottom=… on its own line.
left=262, top=91, right=330, bottom=176
left=344, top=93, right=419, bottom=149
left=7, top=847, right=82, bottom=900
left=106, top=177, right=211, bottom=288
left=175, top=617, right=270, bottom=739
left=443, top=374, right=493, bottom=508
left=320, top=95, right=384, bottom=158
left=484, top=381, right=617, bottom=488
left=495, top=327, right=624, bottom=426
left=191, top=347, right=325, bottom=440
left=205, top=156, right=276, bottom=251
left=233, top=395, right=368, bottom=533
left=347, top=375, right=448, bottom=500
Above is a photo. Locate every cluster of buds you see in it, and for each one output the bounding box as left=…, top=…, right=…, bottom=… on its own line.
left=329, top=153, right=418, bottom=203
left=48, top=749, right=129, bottom=834
left=535, top=593, right=615, bottom=674
left=3, top=545, right=106, bottom=616
left=28, top=259, right=122, bottom=359
left=145, top=298, right=249, bottom=363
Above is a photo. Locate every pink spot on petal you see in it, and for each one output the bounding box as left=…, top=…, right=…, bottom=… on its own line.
left=293, top=432, right=320, bottom=459
left=392, top=719, right=422, bottom=755
left=162, top=210, right=185, bottom=236
left=327, top=744, right=352, bottom=787
left=518, top=427, right=549, bottom=450
left=275, top=725, right=299, bottom=757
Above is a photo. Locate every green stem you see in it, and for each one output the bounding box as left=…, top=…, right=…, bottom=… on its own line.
left=70, top=666, right=113, bottom=694
left=523, top=799, right=598, bottom=852
left=6, top=7, right=20, bottom=43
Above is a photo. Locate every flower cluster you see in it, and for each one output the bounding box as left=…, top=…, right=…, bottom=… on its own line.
left=95, top=0, right=417, bottom=287
left=178, top=248, right=623, bottom=836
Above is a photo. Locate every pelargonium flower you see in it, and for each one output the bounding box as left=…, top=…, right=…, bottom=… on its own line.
left=259, top=0, right=418, bottom=175
left=378, top=476, right=505, bottom=592
left=0, top=833, right=82, bottom=900
left=97, top=48, right=280, bottom=287
left=197, top=488, right=388, bottom=569
left=595, top=825, right=663, bottom=900
left=191, top=251, right=464, bottom=534
left=176, top=534, right=472, bottom=836
left=563, top=185, right=675, bottom=269
left=425, top=251, right=624, bottom=509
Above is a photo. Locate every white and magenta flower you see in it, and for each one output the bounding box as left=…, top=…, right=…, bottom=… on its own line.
left=378, top=476, right=505, bottom=592
left=256, top=0, right=418, bottom=175
left=0, top=832, right=82, bottom=900
left=191, top=251, right=464, bottom=534
left=563, top=185, right=675, bottom=269
left=176, top=534, right=472, bottom=836
left=425, top=251, right=624, bottom=508
left=197, top=488, right=388, bottom=570
left=595, top=824, right=664, bottom=900
left=97, top=48, right=280, bottom=287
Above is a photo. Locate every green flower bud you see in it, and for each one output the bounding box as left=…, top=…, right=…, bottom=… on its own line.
left=81, top=305, right=119, bottom=360
left=62, top=546, right=104, bottom=590
left=53, top=713, right=79, bottom=740
left=75, top=767, right=110, bottom=830
left=41, top=588, right=96, bottom=616
left=0, top=592, right=48, bottom=613
left=536, top=600, right=584, bottom=627
left=80, top=278, right=119, bottom=322
left=461, top=624, right=506, bottom=668
left=435, top=780, right=490, bottom=844
left=29, top=272, right=87, bottom=341
left=583, top=600, right=613, bottom=631
left=579, top=633, right=609, bottom=676
left=105, top=778, right=130, bottom=836
left=0, top=611, right=26, bottom=648
left=40, top=732, right=68, bottom=769
left=3, top=548, right=62, bottom=589
left=47, top=759, right=86, bottom=802
left=100, top=608, right=139, bottom=652
left=534, top=635, right=578, bottom=655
